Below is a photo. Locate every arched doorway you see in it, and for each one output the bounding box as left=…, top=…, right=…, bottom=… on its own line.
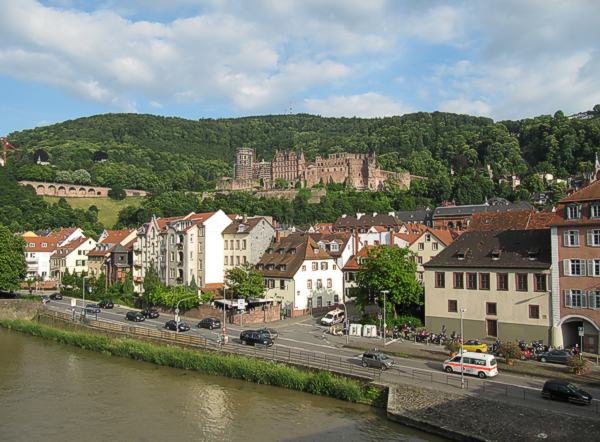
left=560, top=316, right=599, bottom=353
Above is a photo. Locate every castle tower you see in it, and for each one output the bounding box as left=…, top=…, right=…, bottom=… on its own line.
left=234, top=147, right=255, bottom=180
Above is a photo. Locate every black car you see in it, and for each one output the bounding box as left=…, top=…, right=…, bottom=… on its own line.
left=197, top=317, right=221, bottom=330
left=141, top=307, right=160, bottom=319
left=239, top=330, right=274, bottom=347
left=541, top=380, right=593, bottom=405
left=165, top=320, right=190, bottom=332
left=98, top=299, right=114, bottom=309
left=256, top=328, right=279, bottom=340
left=537, top=350, right=573, bottom=364
left=85, top=303, right=101, bottom=314
left=49, top=292, right=63, bottom=300
left=125, top=311, right=145, bottom=322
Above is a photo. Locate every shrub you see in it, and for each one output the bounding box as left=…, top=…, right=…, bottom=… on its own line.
left=444, top=341, right=461, bottom=355
left=499, top=341, right=522, bottom=362
left=567, top=355, right=591, bottom=375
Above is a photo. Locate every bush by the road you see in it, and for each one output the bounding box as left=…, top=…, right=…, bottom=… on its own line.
left=0, top=319, right=384, bottom=406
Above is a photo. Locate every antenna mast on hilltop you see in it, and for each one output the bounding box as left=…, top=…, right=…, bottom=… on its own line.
left=0, top=136, right=16, bottom=167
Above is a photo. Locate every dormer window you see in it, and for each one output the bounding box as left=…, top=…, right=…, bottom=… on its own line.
left=425, top=234, right=431, bottom=242
left=29, top=242, right=34, bottom=247
left=266, top=248, right=273, bottom=254
left=456, top=248, right=469, bottom=260
left=287, top=248, right=297, bottom=255
left=491, top=249, right=501, bottom=260
left=330, top=243, right=339, bottom=252
left=566, top=204, right=581, bottom=220
left=278, top=264, right=287, bottom=271
left=591, top=203, right=600, bottom=219
left=527, top=248, right=540, bottom=261
left=277, top=248, right=285, bottom=254
left=41, top=242, right=47, bottom=247
left=313, top=248, right=319, bottom=254
left=266, top=264, right=275, bottom=270
left=256, top=264, right=264, bottom=270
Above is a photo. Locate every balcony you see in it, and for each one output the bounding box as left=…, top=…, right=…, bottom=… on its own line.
left=176, top=242, right=183, bottom=250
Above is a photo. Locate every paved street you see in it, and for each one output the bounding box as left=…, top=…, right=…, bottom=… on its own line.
left=40, top=294, right=600, bottom=419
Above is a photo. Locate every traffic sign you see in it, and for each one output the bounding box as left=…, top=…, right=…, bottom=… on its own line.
left=70, top=298, right=76, bottom=307
left=578, top=326, right=584, bottom=337
left=175, top=308, right=179, bottom=314
left=237, top=298, right=245, bottom=310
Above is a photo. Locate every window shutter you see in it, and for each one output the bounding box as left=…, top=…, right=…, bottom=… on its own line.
left=563, top=231, right=569, bottom=246
left=563, top=259, right=570, bottom=276
left=588, top=230, right=594, bottom=246
left=588, top=260, right=595, bottom=277
left=581, top=260, right=587, bottom=276
left=582, top=292, right=588, bottom=308
left=564, top=290, right=571, bottom=307
left=589, top=292, right=595, bottom=309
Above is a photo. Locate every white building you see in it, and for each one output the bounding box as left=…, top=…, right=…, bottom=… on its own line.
left=22, top=234, right=58, bottom=281
left=50, top=236, right=97, bottom=279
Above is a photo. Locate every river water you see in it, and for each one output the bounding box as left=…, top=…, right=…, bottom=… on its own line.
left=0, top=329, right=439, bottom=442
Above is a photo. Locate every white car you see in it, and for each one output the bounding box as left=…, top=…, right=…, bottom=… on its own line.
left=443, top=351, right=498, bottom=378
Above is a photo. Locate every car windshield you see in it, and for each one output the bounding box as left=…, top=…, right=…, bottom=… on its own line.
left=325, top=314, right=333, bottom=319
left=567, top=383, right=579, bottom=391
left=489, top=358, right=497, bottom=366
left=378, top=354, right=388, bottom=360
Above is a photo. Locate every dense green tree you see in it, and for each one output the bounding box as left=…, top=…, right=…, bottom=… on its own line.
left=354, top=246, right=423, bottom=319
left=0, top=224, right=27, bottom=291
left=225, top=263, right=265, bottom=300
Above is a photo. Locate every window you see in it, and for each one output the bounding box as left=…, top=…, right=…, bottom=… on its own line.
left=346, top=272, right=356, bottom=282
left=435, top=272, right=445, bottom=288
left=312, top=262, right=318, bottom=271
left=563, top=230, right=580, bottom=247
left=591, top=204, right=600, bottom=219
left=170, top=252, right=175, bottom=262
left=497, top=273, right=509, bottom=291
left=448, top=300, right=458, bottom=312
left=587, top=229, right=600, bottom=247
left=307, top=280, right=312, bottom=289
left=236, top=256, right=240, bottom=266
left=568, top=259, right=585, bottom=276
left=242, top=240, right=246, bottom=250
left=566, top=204, right=581, bottom=220
left=453, top=272, right=464, bottom=289
left=279, top=280, right=285, bottom=289
left=565, top=289, right=587, bottom=308
left=479, top=273, right=490, bottom=290
left=417, top=256, right=423, bottom=265
left=486, top=319, right=498, bottom=337
left=529, top=305, right=540, bottom=319
left=432, top=242, right=439, bottom=251
left=418, top=243, right=424, bottom=251
left=425, top=234, right=431, bottom=242
left=268, top=279, right=275, bottom=289
left=242, top=256, right=247, bottom=265
left=327, top=278, right=332, bottom=288
left=321, top=262, right=328, bottom=270
left=333, top=264, right=337, bottom=270
left=334, top=294, right=339, bottom=304
left=302, top=265, right=306, bottom=271
left=486, top=302, right=497, bottom=316
left=229, top=256, right=234, bottom=266
left=516, top=273, right=528, bottom=291
left=466, top=273, right=477, bottom=289
left=224, top=241, right=229, bottom=250
left=316, top=279, right=323, bottom=289
left=229, top=240, right=233, bottom=249
left=330, top=243, right=339, bottom=252
left=534, top=274, right=547, bottom=292
left=590, top=291, right=600, bottom=309
left=235, top=240, right=240, bottom=250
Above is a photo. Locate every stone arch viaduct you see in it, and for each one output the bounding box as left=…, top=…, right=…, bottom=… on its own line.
left=18, top=180, right=148, bottom=198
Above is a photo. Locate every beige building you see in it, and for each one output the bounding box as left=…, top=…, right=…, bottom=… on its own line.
left=424, top=229, right=552, bottom=343
left=223, top=216, right=276, bottom=271
left=50, top=236, right=97, bottom=279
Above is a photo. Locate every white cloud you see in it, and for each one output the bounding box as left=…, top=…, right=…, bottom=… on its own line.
left=439, top=98, right=491, bottom=117
left=304, top=93, right=409, bottom=117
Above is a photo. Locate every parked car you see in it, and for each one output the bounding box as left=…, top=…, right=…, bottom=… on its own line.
left=461, top=339, right=489, bottom=353
left=256, top=327, right=279, bottom=340
left=320, top=309, right=345, bottom=326
left=84, top=303, right=101, bottom=314
left=197, top=317, right=221, bottom=330
left=41, top=295, right=50, bottom=304
left=165, top=320, right=190, bottom=332
left=541, top=380, right=592, bottom=405
left=49, top=292, right=63, bottom=300
left=239, top=330, right=274, bottom=347
left=125, top=311, right=145, bottom=322
left=141, top=307, right=160, bottom=319
left=537, top=350, right=573, bottom=364
left=361, top=351, right=394, bottom=370
left=98, top=299, right=114, bottom=309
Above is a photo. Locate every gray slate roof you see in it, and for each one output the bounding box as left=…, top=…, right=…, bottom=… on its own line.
left=432, top=200, right=533, bottom=218
left=424, top=229, right=551, bottom=269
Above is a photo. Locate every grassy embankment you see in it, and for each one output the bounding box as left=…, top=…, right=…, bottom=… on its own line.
left=0, top=319, right=386, bottom=406
left=43, top=196, right=144, bottom=228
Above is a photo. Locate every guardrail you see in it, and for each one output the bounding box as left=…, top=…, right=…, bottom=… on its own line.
left=38, top=309, right=379, bottom=381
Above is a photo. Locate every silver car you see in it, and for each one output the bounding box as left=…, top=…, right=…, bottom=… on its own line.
left=361, top=351, right=394, bottom=370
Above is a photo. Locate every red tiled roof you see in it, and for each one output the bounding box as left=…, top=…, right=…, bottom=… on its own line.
left=342, top=245, right=377, bottom=271
left=468, top=210, right=555, bottom=231
left=560, top=179, right=600, bottom=203
left=23, top=236, right=58, bottom=253
left=51, top=237, right=88, bottom=258
left=101, top=229, right=135, bottom=244
left=428, top=228, right=455, bottom=246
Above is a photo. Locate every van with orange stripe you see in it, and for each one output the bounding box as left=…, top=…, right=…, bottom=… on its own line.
left=443, top=352, right=498, bottom=379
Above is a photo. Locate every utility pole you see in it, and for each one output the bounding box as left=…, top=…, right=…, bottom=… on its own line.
left=460, top=307, right=467, bottom=389
left=381, top=290, right=389, bottom=346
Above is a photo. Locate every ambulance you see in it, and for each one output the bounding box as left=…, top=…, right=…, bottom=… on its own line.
left=442, top=351, right=498, bottom=378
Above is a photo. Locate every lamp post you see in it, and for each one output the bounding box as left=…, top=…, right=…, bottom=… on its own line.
left=340, top=301, right=349, bottom=344
left=381, top=290, right=389, bottom=345
left=82, top=275, right=89, bottom=317
left=460, top=307, right=467, bottom=389
left=175, top=294, right=201, bottom=333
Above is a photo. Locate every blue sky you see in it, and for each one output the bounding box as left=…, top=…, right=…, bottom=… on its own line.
left=1, top=0, right=600, bottom=134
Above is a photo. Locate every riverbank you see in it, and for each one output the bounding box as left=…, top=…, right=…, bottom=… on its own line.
left=0, top=319, right=385, bottom=407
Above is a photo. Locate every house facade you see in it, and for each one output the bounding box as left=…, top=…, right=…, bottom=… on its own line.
left=223, top=216, right=276, bottom=271
left=395, top=228, right=455, bottom=283
left=424, top=229, right=552, bottom=343
left=257, top=234, right=343, bottom=315
left=550, top=180, right=600, bottom=352
left=23, top=235, right=58, bottom=281
left=50, top=236, right=97, bottom=279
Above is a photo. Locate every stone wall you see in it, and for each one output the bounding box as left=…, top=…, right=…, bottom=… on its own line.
left=0, top=300, right=40, bottom=320
left=18, top=180, right=148, bottom=198
left=174, top=303, right=281, bottom=325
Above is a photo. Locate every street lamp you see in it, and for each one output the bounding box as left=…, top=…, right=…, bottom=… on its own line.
left=460, top=307, right=467, bottom=389
left=339, top=301, right=349, bottom=345
left=381, top=290, right=389, bottom=345
left=174, top=295, right=200, bottom=333
left=82, top=275, right=89, bottom=317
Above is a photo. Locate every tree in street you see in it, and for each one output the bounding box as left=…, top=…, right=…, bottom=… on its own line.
left=0, top=224, right=26, bottom=291
left=354, top=246, right=423, bottom=319
left=225, top=263, right=265, bottom=300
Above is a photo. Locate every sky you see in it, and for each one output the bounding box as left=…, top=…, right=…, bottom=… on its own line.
left=1, top=0, right=600, bottom=134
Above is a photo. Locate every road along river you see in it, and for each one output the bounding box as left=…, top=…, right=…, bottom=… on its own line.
left=0, top=328, right=440, bottom=442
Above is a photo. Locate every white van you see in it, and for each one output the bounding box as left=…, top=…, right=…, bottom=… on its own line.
left=320, top=309, right=345, bottom=326
left=442, top=351, right=498, bottom=378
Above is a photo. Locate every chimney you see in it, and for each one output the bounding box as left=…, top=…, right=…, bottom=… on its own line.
left=356, top=213, right=365, bottom=220
left=243, top=214, right=248, bottom=223
left=372, top=212, right=377, bottom=217
left=275, top=230, right=281, bottom=243
left=341, top=214, right=347, bottom=218
left=388, top=211, right=395, bottom=216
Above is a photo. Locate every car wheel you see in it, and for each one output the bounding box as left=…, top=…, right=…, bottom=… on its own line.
left=476, top=349, right=482, bottom=353
left=209, top=325, right=213, bottom=330
left=445, top=366, right=453, bottom=373
left=540, top=357, right=547, bottom=363
left=241, top=339, right=246, bottom=345
left=362, top=361, right=368, bottom=367
left=477, top=371, right=486, bottom=379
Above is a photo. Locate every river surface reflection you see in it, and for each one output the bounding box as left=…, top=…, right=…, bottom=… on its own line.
left=0, top=329, right=440, bottom=441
